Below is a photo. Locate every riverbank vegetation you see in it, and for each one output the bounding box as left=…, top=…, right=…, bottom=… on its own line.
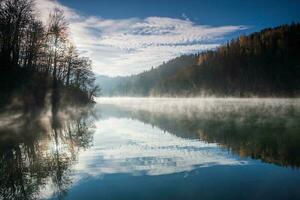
left=0, top=0, right=100, bottom=111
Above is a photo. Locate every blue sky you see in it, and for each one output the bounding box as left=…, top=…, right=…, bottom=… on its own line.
left=60, top=0, right=300, bottom=29
left=37, top=0, right=300, bottom=76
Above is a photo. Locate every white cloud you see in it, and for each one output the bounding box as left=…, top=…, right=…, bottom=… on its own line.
left=181, top=13, right=190, bottom=21
left=35, top=0, right=247, bottom=76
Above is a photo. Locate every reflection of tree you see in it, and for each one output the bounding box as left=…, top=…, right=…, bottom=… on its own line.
left=0, top=105, right=95, bottom=200
left=101, top=104, right=300, bottom=168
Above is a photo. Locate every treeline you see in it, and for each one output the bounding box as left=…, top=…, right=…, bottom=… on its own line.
left=100, top=23, right=300, bottom=97
left=154, top=23, right=300, bottom=96
left=0, top=0, right=100, bottom=108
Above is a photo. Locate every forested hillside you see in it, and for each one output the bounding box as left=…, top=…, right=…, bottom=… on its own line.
left=0, top=0, right=100, bottom=110
left=99, top=23, right=300, bottom=97
left=97, top=55, right=199, bottom=96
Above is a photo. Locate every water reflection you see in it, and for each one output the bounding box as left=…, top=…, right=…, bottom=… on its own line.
left=0, top=105, right=95, bottom=199
left=1, top=98, right=300, bottom=200
left=97, top=98, right=300, bottom=168
left=72, top=118, right=246, bottom=177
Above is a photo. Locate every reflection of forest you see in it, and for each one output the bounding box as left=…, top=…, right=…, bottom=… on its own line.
left=0, top=105, right=95, bottom=200
left=98, top=103, right=300, bottom=168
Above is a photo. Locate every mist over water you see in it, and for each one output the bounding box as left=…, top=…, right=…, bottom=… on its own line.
left=1, top=97, right=300, bottom=200
left=96, top=97, right=300, bottom=119
left=1, top=0, right=300, bottom=199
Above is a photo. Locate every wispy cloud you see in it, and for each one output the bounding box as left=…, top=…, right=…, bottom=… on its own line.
left=35, top=0, right=247, bottom=76
left=181, top=13, right=190, bottom=21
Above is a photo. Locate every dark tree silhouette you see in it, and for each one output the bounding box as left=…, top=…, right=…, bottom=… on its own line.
left=0, top=0, right=100, bottom=109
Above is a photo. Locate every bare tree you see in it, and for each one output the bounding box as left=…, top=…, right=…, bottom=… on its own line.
left=47, top=7, right=68, bottom=80
left=23, top=20, right=45, bottom=69
left=0, top=0, right=34, bottom=68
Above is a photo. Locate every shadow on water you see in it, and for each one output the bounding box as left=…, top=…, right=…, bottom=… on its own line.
left=0, top=91, right=96, bottom=199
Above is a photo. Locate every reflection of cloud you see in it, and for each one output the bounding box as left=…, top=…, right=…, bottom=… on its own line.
left=35, top=0, right=247, bottom=76
left=72, top=118, right=247, bottom=177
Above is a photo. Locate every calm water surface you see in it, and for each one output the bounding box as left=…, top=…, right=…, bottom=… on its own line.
left=1, top=98, right=300, bottom=200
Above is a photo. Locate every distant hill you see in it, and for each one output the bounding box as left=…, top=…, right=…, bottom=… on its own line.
left=98, top=23, right=300, bottom=97
left=96, top=54, right=199, bottom=96
left=96, top=75, right=127, bottom=96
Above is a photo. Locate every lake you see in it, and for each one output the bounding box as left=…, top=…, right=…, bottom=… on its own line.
left=1, top=98, right=300, bottom=200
